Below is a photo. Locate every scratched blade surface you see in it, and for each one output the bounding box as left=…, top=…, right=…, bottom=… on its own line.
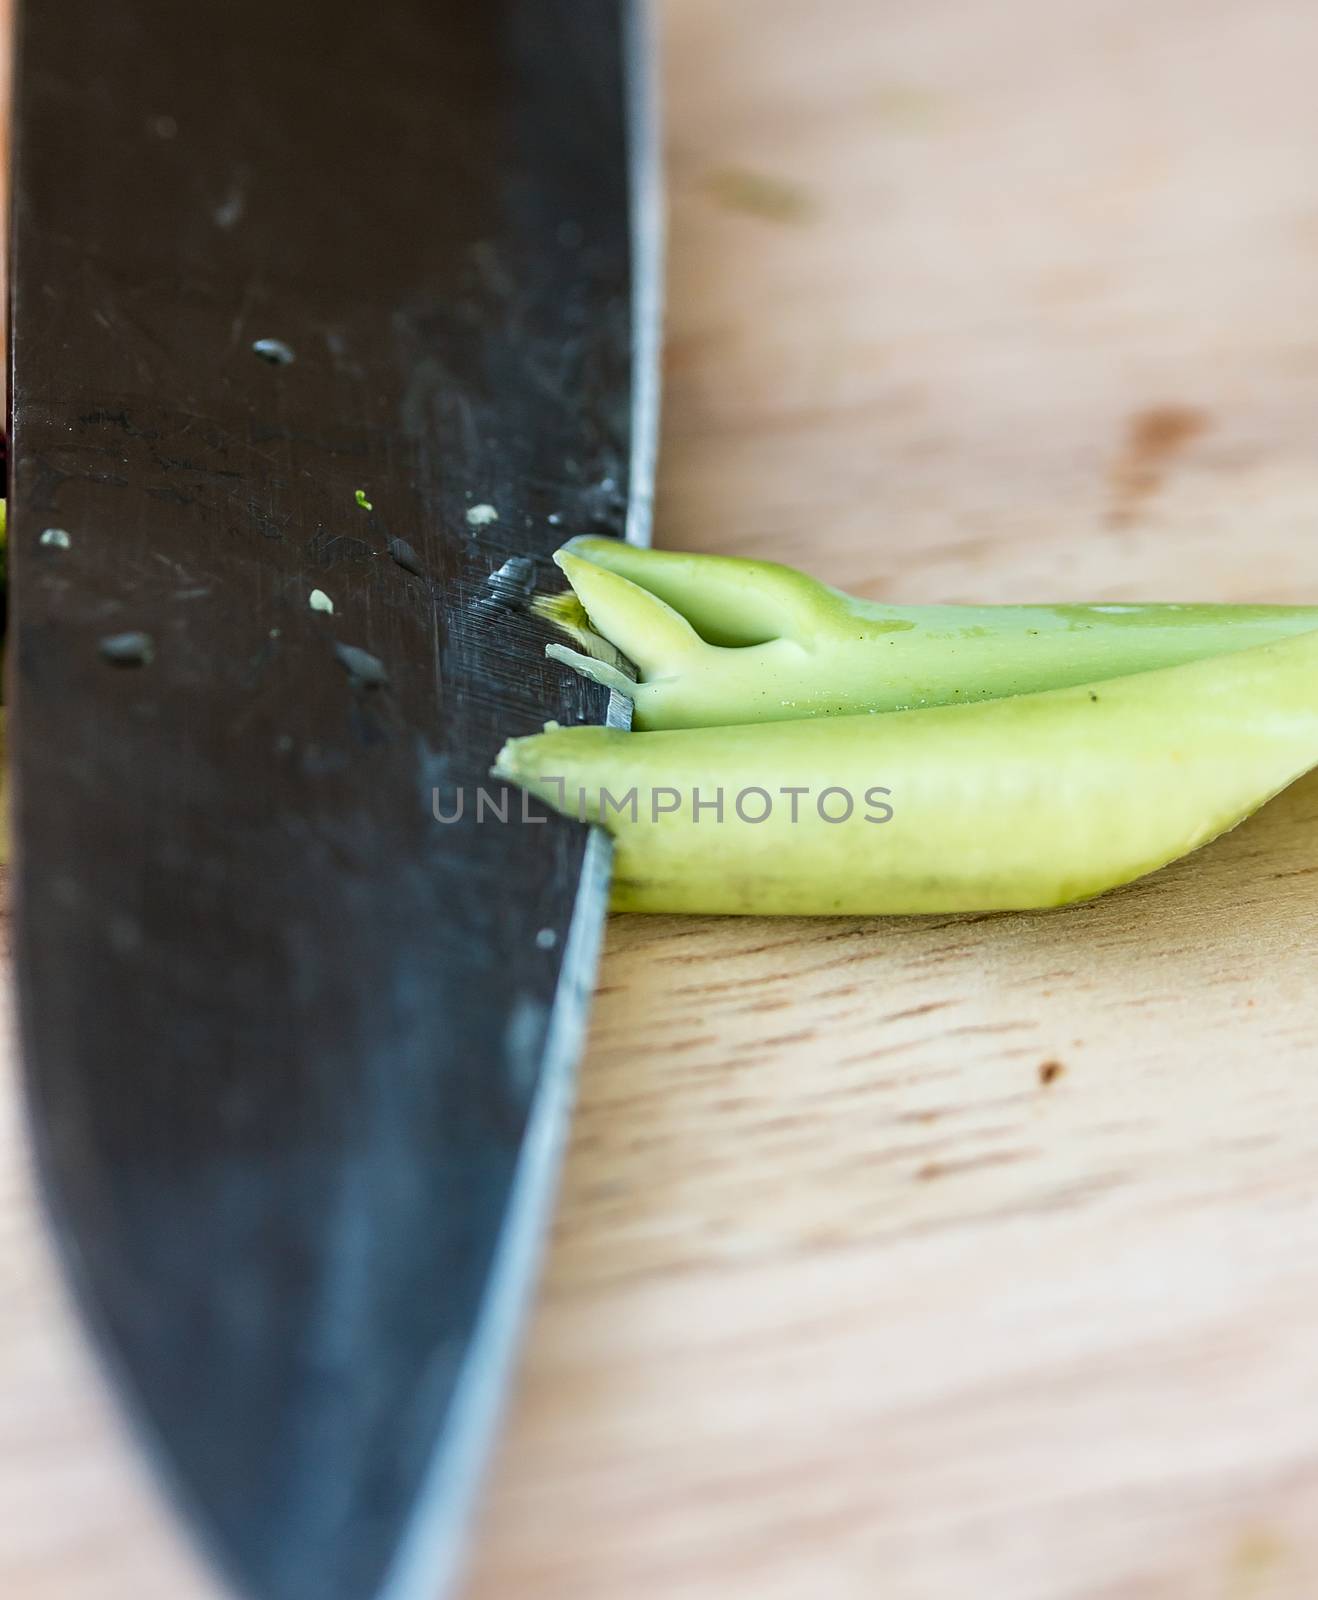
left=7, top=2, right=659, bottom=1598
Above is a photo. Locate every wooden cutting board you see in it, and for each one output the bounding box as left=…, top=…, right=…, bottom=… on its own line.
left=6, top=1, right=1318, bottom=1596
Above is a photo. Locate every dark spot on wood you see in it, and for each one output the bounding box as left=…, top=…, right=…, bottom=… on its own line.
left=1039, top=1059, right=1065, bottom=1086
left=706, top=167, right=817, bottom=225
left=1109, top=404, right=1211, bottom=524
left=916, top=1150, right=1028, bottom=1182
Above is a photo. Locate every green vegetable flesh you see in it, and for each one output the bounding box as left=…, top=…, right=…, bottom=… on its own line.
left=540, top=537, right=1318, bottom=731
left=496, top=627, right=1318, bottom=915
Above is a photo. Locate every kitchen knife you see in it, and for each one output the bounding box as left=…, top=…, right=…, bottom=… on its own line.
left=7, top=3, right=660, bottom=1598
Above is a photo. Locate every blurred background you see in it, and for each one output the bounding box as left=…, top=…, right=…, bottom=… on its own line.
left=5, top=2, right=1318, bottom=1597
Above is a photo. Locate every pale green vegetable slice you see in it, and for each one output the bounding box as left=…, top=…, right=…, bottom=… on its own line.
left=495, top=627, right=1318, bottom=915
left=536, top=537, right=1318, bottom=731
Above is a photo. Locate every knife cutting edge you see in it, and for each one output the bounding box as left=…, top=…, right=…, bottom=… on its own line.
left=8, top=2, right=662, bottom=1598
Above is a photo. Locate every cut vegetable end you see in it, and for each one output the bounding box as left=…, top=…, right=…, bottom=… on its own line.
left=554, top=551, right=705, bottom=676
left=544, top=642, right=635, bottom=697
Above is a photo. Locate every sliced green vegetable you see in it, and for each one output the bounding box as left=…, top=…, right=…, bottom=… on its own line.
left=537, top=538, right=1318, bottom=731
left=496, top=627, right=1318, bottom=915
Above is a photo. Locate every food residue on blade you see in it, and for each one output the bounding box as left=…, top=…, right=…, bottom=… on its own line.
left=309, top=589, right=334, bottom=614
left=40, top=527, right=71, bottom=549
left=466, top=503, right=499, bottom=528
left=355, top=489, right=372, bottom=510
left=99, top=632, right=155, bottom=667
left=333, top=642, right=389, bottom=687
left=388, top=537, right=424, bottom=577
left=482, top=557, right=536, bottom=608
left=251, top=337, right=295, bottom=366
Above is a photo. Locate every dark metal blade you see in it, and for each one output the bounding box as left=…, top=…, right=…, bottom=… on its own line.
left=7, top=3, right=660, bottom=1599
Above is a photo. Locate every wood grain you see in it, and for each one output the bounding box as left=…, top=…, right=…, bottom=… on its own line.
left=7, top=0, right=1318, bottom=1596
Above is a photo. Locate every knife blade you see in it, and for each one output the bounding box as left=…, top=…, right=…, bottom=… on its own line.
left=7, top=2, right=660, bottom=1598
